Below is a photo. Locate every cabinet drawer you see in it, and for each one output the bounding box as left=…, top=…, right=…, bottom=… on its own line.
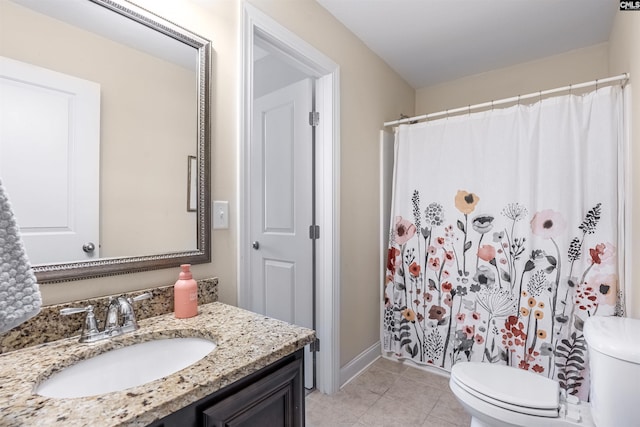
left=202, top=358, right=303, bottom=427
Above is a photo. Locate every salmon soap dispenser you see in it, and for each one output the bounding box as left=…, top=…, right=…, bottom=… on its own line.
left=174, top=264, right=198, bottom=318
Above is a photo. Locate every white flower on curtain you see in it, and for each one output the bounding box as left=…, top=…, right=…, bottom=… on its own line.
left=382, top=86, right=624, bottom=400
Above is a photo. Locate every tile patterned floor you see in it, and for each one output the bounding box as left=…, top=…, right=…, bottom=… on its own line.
left=306, top=357, right=471, bottom=427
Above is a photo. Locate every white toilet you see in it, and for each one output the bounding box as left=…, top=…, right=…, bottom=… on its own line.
left=449, top=316, right=640, bottom=427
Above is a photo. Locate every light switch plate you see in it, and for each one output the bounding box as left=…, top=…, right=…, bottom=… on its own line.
left=212, top=201, right=229, bottom=229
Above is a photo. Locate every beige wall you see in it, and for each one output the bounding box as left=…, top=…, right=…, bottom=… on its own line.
left=21, top=0, right=415, bottom=370
left=609, top=9, right=640, bottom=318
left=415, top=43, right=610, bottom=114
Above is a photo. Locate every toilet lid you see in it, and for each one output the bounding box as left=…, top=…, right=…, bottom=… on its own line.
left=451, top=362, right=559, bottom=417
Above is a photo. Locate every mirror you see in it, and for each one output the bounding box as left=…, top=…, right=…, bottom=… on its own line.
left=0, top=0, right=211, bottom=283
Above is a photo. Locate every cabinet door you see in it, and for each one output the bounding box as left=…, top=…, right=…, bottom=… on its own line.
left=202, top=358, right=304, bottom=427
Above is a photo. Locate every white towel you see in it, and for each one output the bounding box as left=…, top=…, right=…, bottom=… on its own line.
left=0, top=179, right=41, bottom=333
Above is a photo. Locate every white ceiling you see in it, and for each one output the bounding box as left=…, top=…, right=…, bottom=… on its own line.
left=316, top=0, right=618, bottom=89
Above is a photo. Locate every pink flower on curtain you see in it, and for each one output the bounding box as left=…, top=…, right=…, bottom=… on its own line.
left=589, top=242, right=616, bottom=265
left=428, top=257, right=441, bottom=271
left=587, top=273, right=618, bottom=306
left=444, top=250, right=455, bottom=265
left=477, top=245, right=496, bottom=262
left=463, top=325, right=475, bottom=339
left=444, top=294, right=453, bottom=307
left=394, top=216, right=416, bottom=244
left=530, top=209, right=566, bottom=239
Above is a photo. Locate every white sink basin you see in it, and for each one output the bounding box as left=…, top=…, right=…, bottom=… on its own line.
left=36, top=337, right=217, bottom=398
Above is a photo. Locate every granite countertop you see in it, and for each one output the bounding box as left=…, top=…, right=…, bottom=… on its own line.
left=0, top=302, right=315, bottom=426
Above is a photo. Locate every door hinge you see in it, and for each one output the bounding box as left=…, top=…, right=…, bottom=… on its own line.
left=309, top=111, right=319, bottom=127
left=310, top=338, right=320, bottom=352
left=309, top=225, right=320, bottom=239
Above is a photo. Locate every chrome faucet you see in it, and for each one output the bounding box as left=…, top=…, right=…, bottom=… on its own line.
left=61, top=292, right=152, bottom=343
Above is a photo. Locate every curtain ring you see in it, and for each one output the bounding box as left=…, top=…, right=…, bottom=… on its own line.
left=468, top=105, right=471, bottom=116
left=491, top=100, right=494, bottom=110
left=595, top=79, right=599, bottom=91
left=517, top=95, right=521, bottom=106
left=445, top=109, right=449, bottom=120
left=569, top=84, right=572, bottom=95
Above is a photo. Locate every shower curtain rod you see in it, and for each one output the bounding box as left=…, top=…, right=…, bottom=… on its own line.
left=384, top=73, right=629, bottom=127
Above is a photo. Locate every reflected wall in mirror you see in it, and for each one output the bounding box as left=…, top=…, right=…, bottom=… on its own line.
left=0, top=0, right=211, bottom=282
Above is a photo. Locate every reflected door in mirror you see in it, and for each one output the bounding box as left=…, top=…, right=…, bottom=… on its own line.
left=0, top=56, right=100, bottom=264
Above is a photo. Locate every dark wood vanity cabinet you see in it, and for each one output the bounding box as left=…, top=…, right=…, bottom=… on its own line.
left=147, top=349, right=305, bottom=427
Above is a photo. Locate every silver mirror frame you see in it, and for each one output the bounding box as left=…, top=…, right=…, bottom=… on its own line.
left=34, top=0, right=211, bottom=283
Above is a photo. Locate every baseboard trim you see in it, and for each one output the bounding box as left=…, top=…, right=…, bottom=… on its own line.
left=339, top=341, right=381, bottom=388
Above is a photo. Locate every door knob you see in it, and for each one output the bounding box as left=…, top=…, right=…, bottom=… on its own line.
left=83, top=242, right=96, bottom=253
left=252, top=241, right=260, bottom=250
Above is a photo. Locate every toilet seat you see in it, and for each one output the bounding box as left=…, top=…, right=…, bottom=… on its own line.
left=451, top=362, right=559, bottom=417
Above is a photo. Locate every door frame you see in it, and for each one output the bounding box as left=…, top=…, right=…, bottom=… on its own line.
left=239, top=3, right=341, bottom=394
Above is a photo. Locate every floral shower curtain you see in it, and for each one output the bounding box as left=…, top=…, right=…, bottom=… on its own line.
left=382, top=86, right=625, bottom=399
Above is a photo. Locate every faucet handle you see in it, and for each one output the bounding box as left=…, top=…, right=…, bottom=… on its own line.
left=119, top=292, right=151, bottom=331
left=131, top=292, right=153, bottom=303
left=60, top=305, right=100, bottom=340
left=60, top=305, right=92, bottom=316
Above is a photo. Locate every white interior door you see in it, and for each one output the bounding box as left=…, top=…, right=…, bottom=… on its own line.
left=250, top=78, right=314, bottom=388
left=0, top=56, right=100, bottom=264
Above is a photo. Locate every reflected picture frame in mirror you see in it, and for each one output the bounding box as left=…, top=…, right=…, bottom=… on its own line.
left=27, top=0, right=212, bottom=283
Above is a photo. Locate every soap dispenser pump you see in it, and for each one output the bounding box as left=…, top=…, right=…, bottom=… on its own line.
left=174, top=264, right=198, bottom=318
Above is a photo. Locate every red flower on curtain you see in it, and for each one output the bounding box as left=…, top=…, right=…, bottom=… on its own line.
left=387, top=246, right=400, bottom=276
left=409, top=262, right=421, bottom=277
left=589, top=242, right=616, bottom=265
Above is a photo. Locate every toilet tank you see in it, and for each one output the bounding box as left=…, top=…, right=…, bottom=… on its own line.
left=583, top=316, right=640, bottom=427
